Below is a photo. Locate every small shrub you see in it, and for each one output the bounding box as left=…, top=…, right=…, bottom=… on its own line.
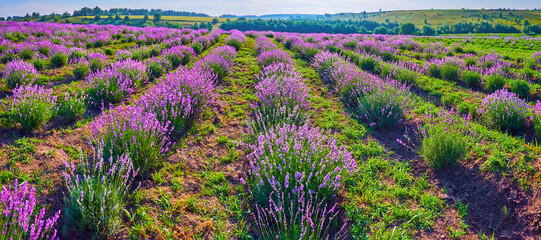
left=85, top=68, right=135, bottom=106
left=59, top=91, right=87, bottom=121
left=137, top=67, right=216, bottom=134
left=462, top=70, right=481, bottom=86
left=248, top=68, right=311, bottom=134
left=73, top=63, right=90, bottom=80
left=33, top=58, right=47, bottom=71
left=427, top=64, right=441, bottom=79
left=193, top=52, right=232, bottom=82
left=50, top=52, right=68, bottom=67
left=257, top=49, right=292, bottom=68
left=358, top=56, right=379, bottom=72
left=7, top=85, right=57, bottom=132
left=163, top=46, right=194, bottom=69
left=225, top=33, right=246, bottom=51
left=191, top=42, right=203, bottom=54
left=88, top=105, right=171, bottom=171
left=509, top=79, right=530, bottom=99
left=484, top=74, right=507, bottom=92
left=19, top=48, right=34, bottom=60
left=252, top=189, right=346, bottom=240
left=345, top=76, right=412, bottom=127
left=477, top=89, right=528, bottom=132
left=246, top=124, right=356, bottom=205
left=0, top=180, right=61, bottom=240
left=63, top=145, right=137, bottom=238
left=2, top=59, right=38, bottom=89
left=441, top=63, right=460, bottom=81
left=419, top=123, right=467, bottom=170
left=146, top=57, right=171, bottom=80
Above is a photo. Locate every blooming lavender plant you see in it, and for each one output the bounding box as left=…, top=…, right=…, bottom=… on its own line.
left=257, top=49, right=293, bottom=68
left=247, top=124, right=356, bottom=205
left=0, top=179, right=60, bottom=240
left=146, top=57, right=171, bottom=80
left=7, top=85, right=57, bottom=132
left=225, top=32, right=247, bottom=51
left=2, top=59, right=38, bottom=89
left=85, top=67, right=136, bottom=106
left=63, top=145, right=137, bottom=238
left=109, top=59, right=148, bottom=87
left=137, top=67, right=216, bottom=134
left=212, top=45, right=237, bottom=62
left=193, top=52, right=233, bottom=82
left=478, top=89, right=528, bottom=132
left=88, top=105, right=171, bottom=171
left=58, top=91, right=87, bottom=121
left=252, top=188, right=346, bottom=240
left=163, top=46, right=194, bottom=69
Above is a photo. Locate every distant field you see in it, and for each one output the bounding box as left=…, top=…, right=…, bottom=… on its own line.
left=75, top=15, right=235, bottom=22
left=331, top=9, right=541, bottom=28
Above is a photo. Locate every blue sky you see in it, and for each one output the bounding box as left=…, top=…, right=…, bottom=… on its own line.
left=0, top=0, right=539, bottom=17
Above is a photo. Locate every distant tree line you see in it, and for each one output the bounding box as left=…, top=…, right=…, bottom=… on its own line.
left=72, top=7, right=210, bottom=17
left=220, top=18, right=535, bottom=35
left=437, top=22, right=520, bottom=34
left=220, top=19, right=399, bottom=34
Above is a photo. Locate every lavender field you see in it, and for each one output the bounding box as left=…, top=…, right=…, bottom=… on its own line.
left=1, top=20, right=541, bottom=239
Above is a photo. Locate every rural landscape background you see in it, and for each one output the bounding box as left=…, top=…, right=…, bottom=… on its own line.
left=1, top=0, right=541, bottom=239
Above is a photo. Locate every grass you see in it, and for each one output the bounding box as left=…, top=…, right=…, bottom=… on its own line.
left=331, top=9, right=541, bottom=29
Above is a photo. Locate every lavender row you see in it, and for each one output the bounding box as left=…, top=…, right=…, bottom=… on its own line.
left=244, top=36, right=351, bottom=239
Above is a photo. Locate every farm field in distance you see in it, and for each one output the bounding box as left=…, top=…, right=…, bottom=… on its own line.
left=1, top=13, right=541, bottom=240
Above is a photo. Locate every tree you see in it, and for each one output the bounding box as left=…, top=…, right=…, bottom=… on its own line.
left=153, top=13, right=162, bottom=21
left=94, top=15, right=101, bottom=21
left=124, top=15, right=130, bottom=21
left=523, top=19, right=532, bottom=34
left=399, top=23, right=416, bottom=35
left=115, top=14, right=121, bottom=21
left=422, top=25, right=436, bottom=36
left=374, top=26, right=388, bottom=34
left=211, top=18, right=219, bottom=24
left=143, top=14, right=149, bottom=21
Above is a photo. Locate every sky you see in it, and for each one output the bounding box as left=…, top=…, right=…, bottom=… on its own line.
left=0, top=0, right=539, bottom=18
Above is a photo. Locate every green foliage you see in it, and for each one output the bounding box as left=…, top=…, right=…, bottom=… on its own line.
left=509, top=79, right=530, bottom=99
left=63, top=147, right=137, bottom=238
left=59, top=91, right=87, bottom=121
left=73, top=64, right=90, bottom=80
left=33, top=58, right=47, bottom=71
left=399, top=23, right=416, bottom=35
left=484, top=74, right=507, bottom=92
left=419, top=123, right=467, bottom=170
left=50, top=52, right=68, bottom=67
left=440, top=63, right=460, bottom=81
left=462, top=70, right=481, bottom=86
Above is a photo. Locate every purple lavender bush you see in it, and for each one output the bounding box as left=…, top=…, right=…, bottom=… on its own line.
left=193, top=53, right=232, bottom=82
left=108, top=59, right=148, bottom=88
left=246, top=124, right=356, bottom=205
left=0, top=180, right=60, bottom=240
left=213, top=45, right=237, bottom=62
left=137, top=67, right=216, bottom=134
left=249, top=71, right=311, bottom=134
left=225, top=32, right=247, bottom=51
left=163, top=46, right=194, bottom=69
left=88, top=105, right=171, bottom=171
left=2, top=59, right=38, bottom=89
left=257, top=50, right=293, bottom=68
left=252, top=188, right=346, bottom=240
left=85, top=68, right=135, bottom=106
left=58, top=91, right=87, bottom=121
left=477, top=89, right=528, bottom=132
left=146, top=57, right=171, bottom=80
left=7, top=85, right=57, bottom=132
left=63, top=145, right=137, bottom=238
